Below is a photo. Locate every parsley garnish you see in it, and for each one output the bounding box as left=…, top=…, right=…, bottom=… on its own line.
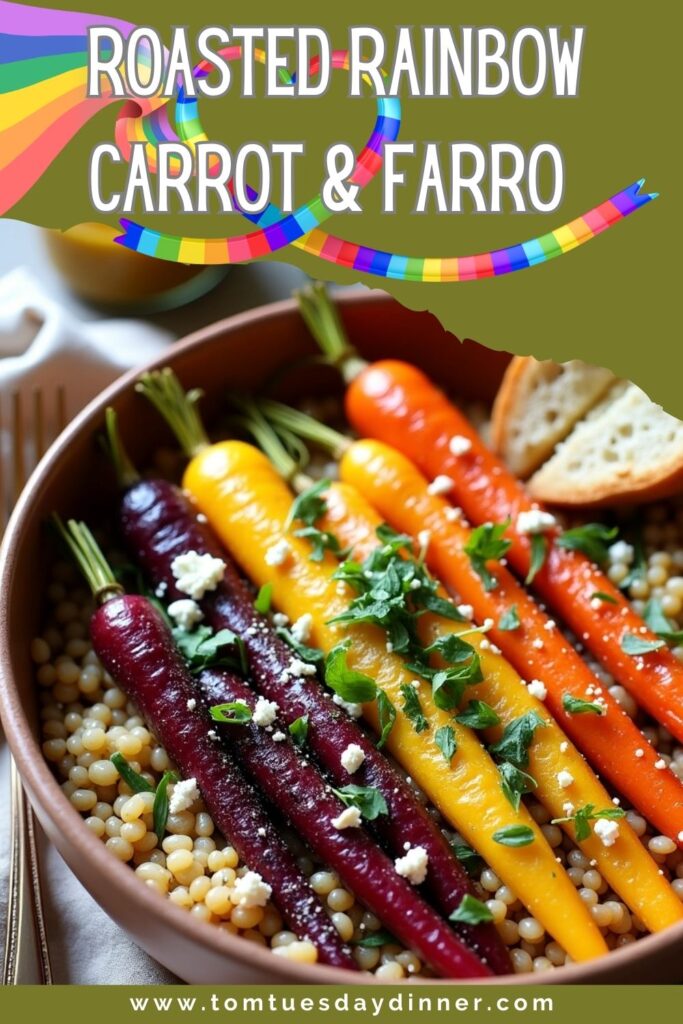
left=492, top=825, right=535, bottom=847
left=331, top=784, right=388, bottom=821
left=556, top=523, right=618, bottom=565
left=285, top=478, right=344, bottom=561
left=275, top=625, right=325, bottom=667
left=526, top=533, right=548, bottom=584
left=288, top=715, right=309, bottom=748
left=464, top=521, right=511, bottom=591
left=455, top=699, right=500, bottom=730
left=620, top=633, right=666, bottom=656
left=498, top=605, right=521, bottom=631
left=551, top=803, right=625, bottom=842
left=209, top=702, right=252, bottom=725
left=400, top=683, right=428, bottom=733
left=376, top=691, right=396, bottom=749
left=449, top=894, right=493, bottom=925
left=489, top=710, right=546, bottom=769
left=451, top=841, right=483, bottom=876
left=434, top=724, right=457, bottom=763
left=174, top=626, right=248, bottom=676
left=354, top=929, right=395, bottom=948
left=254, top=582, right=273, bottom=614
left=562, top=693, right=605, bottom=716
left=110, top=752, right=153, bottom=794
left=324, top=644, right=377, bottom=703
left=498, top=761, right=537, bottom=811
left=152, top=770, right=179, bottom=840
left=643, top=598, right=683, bottom=644
left=590, top=591, right=618, bottom=605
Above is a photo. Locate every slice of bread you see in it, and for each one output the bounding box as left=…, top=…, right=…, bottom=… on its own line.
left=491, top=357, right=617, bottom=478
left=528, top=383, right=683, bottom=507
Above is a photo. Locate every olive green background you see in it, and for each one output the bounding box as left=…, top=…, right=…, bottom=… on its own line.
left=4, top=2, right=682, bottom=412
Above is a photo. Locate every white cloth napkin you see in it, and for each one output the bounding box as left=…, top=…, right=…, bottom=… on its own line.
left=0, top=267, right=178, bottom=983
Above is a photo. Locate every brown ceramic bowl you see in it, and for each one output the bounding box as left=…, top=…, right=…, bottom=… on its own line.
left=1, top=291, right=681, bottom=984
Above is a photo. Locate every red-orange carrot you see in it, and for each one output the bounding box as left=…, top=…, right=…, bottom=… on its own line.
left=345, top=358, right=683, bottom=749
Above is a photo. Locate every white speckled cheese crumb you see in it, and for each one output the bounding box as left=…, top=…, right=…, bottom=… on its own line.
left=562, top=802, right=575, bottom=816
left=527, top=679, right=547, bottom=701
left=457, top=604, right=473, bottom=620
left=252, top=697, right=279, bottom=727
left=171, top=551, right=226, bottom=600
left=559, top=741, right=568, bottom=753
left=331, top=806, right=362, bottom=830
left=448, top=435, right=472, bottom=456
left=654, top=758, right=667, bottom=770
left=557, top=770, right=574, bottom=789
left=167, top=598, right=204, bottom=631
left=186, top=698, right=196, bottom=711
left=340, top=743, right=365, bottom=774
left=332, top=694, right=362, bottom=718
left=232, top=871, right=272, bottom=907
left=427, top=474, right=456, bottom=496
left=594, top=819, right=620, bottom=847
left=169, top=777, right=200, bottom=814
left=417, top=529, right=431, bottom=551
left=272, top=731, right=286, bottom=742
left=517, top=509, right=557, bottom=535
left=394, top=846, right=429, bottom=885
left=291, top=613, right=313, bottom=644
left=265, top=538, right=291, bottom=567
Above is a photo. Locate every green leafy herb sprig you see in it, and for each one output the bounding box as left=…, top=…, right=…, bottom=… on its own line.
left=551, top=803, right=625, bottom=842
left=285, top=479, right=345, bottom=562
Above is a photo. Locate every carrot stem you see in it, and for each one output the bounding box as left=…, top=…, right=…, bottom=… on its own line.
left=135, top=369, right=209, bottom=459
left=102, top=407, right=140, bottom=489
left=52, top=516, right=123, bottom=604
left=295, top=283, right=367, bottom=384
left=258, top=398, right=350, bottom=459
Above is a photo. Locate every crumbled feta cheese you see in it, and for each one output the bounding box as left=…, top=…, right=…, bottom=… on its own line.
left=409, top=579, right=421, bottom=590
left=448, top=435, right=472, bottom=456
left=457, top=604, right=474, bottom=620
left=427, top=474, right=455, bottom=496
left=527, top=679, right=547, bottom=701
left=444, top=506, right=462, bottom=523
left=155, top=581, right=168, bottom=598
left=331, top=806, right=362, bottom=830
left=678, top=831, right=683, bottom=843
left=532, top=638, right=545, bottom=650
left=516, top=509, right=557, bottom=535
left=232, top=871, right=272, bottom=907
left=252, top=697, right=279, bottom=727
left=257, top=827, right=266, bottom=837
left=288, top=658, right=317, bottom=678
left=635, top=748, right=644, bottom=758
left=171, top=550, right=226, bottom=600
left=590, top=598, right=602, bottom=611
left=562, top=802, right=575, bottom=816
left=483, top=618, right=494, bottom=630
left=207, top=729, right=219, bottom=742
left=594, top=819, right=620, bottom=847
left=333, top=694, right=362, bottom=718
left=557, top=770, right=574, bottom=789
left=272, top=731, right=286, bottom=742
left=417, top=529, right=431, bottom=551
left=340, top=743, right=365, bottom=774
left=559, top=742, right=568, bottom=753
left=196, top=513, right=208, bottom=524
left=543, top=620, right=556, bottom=632
left=186, top=698, right=197, bottom=711
left=394, top=846, right=429, bottom=885
left=169, top=778, right=200, bottom=814
left=654, top=758, right=667, bottom=770
left=290, top=613, right=313, bottom=644
left=489, top=643, right=501, bottom=655
left=264, top=538, right=291, bottom=567
left=608, top=541, right=634, bottom=565
left=385, top=641, right=394, bottom=653
left=167, top=598, right=204, bottom=631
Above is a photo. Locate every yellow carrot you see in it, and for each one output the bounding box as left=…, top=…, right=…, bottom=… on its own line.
left=182, top=439, right=607, bottom=961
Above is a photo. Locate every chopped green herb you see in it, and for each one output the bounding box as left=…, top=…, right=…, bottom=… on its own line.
left=498, top=761, right=537, bottom=811
left=449, top=894, right=494, bottom=925
left=451, top=841, right=483, bottom=876
left=253, top=582, right=273, bottom=614
left=464, top=520, right=511, bottom=591
left=353, top=929, right=395, bottom=948
left=643, top=598, right=683, bottom=644
left=427, top=632, right=479, bottom=665
left=492, top=825, right=535, bottom=847
left=324, top=644, right=377, bottom=704
left=434, top=725, right=457, bottom=763
left=376, top=690, right=396, bottom=749
left=590, top=591, right=618, bottom=605
left=526, top=533, right=548, bottom=585
left=551, top=803, right=626, bottom=843
left=556, top=523, right=618, bottom=565
left=430, top=659, right=482, bottom=712
left=110, top=752, right=154, bottom=793
left=489, top=710, right=546, bottom=769
left=209, top=701, right=252, bottom=725
left=152, top=770, right=178, bottom=840
left=288, top=715, right=309, bottom=748
left=285, top=478, right=331, bottom=531
left=275, top=625, right=325, bottom=667
left=331, top=784, right=388, bottom=821
left=562, top=693, right=605, bottom=717
left=498, top=605, right=521, bottom=631
left=456, top=699, right=501, bottom=730
left=292, top=524, right=345, bottom=563
left=620, top=633, right=666, bottom=656
left=400, top=683, right=428, bottom=733
left=174, top=625, right=248, bottom=676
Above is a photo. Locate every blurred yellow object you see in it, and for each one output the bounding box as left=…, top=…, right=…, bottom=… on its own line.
left=44, top=223, right=225, bottom=312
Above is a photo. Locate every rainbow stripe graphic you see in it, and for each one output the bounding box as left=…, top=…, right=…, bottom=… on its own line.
left=0, top=1, right=658, bottom=282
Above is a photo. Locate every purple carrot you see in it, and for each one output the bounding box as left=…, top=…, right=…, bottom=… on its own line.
left=57, top=519, right=356, bottom=970
left=117, top=468, right=509, bottom=974
left=198, top=667, right=492, bottom=979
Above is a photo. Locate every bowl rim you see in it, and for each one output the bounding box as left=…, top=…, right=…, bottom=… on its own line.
left=1, top=289, right=681, bottom=985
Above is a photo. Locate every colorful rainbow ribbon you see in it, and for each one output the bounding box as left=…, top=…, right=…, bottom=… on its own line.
left=0, top=1, right=658, bottom=282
